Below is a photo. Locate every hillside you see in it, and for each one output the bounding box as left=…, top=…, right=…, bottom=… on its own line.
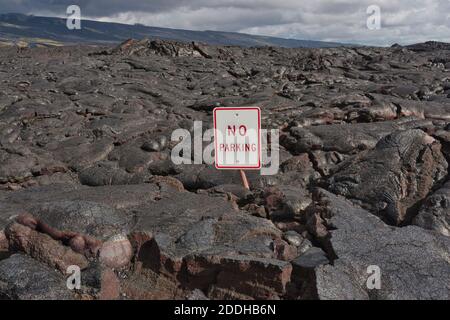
left=0, top=13, right=351, bottom=48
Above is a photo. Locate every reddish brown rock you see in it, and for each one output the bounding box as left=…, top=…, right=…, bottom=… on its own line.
left=99, top=269, right=121, bottom=300
left=5, top=222, right=89, bottom=272
left=128, top=231, right=153, bottom=268
left=16, top=212, right=103, bottom=258
left=0, top=229, right=7, bottom=252
left=184, top=254, right=292, bottom=299
left=272, top=238, right=298, bottom=261
left=263, top=187, right=284, bottom=213
left=120, top=272, right=185, bottom=300
left=150, top=175, right=185, bottom=192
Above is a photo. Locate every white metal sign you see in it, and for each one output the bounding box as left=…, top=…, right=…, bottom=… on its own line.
left=213, top=107, right=261, bottom=169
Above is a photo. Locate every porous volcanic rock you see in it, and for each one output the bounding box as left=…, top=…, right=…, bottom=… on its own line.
left=0, top=254, right=74, bottom=300
left=302, top=189, right=450, bottom=300
left=328, top=129, right=448, bottom=225
left=413, top=180, right=450, bottom=236
left=0, top=39, right=450, bottom=299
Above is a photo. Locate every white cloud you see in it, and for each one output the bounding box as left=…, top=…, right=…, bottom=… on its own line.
left=1, top=0, right=449, bottom=45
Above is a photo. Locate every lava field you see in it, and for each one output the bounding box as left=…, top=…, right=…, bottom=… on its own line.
left=0, top=39, right=449, bottom=300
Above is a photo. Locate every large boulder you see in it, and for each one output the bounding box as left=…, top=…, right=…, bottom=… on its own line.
left=303, top=189, right=450, bottom=300
left=328, top=129, right=447, bottom=224
left=130, top=191, right=295, bottom=299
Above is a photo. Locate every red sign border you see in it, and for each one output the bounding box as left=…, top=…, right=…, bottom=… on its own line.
left=213, top=106, right=261, bottom=170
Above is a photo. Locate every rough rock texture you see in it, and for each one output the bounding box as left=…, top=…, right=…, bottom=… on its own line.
left=303, top=189, right=450, bottom=300
left=0, top=40, right=449, bottom=299
left=5, top=222, right=89, bottom=272
left=328, top=129, right=448, bottom=225
left=0, top=254, right=74, bottom=300
left=413, top=180, right=450, bottom=236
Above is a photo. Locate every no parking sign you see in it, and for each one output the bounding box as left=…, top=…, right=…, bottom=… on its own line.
left=213, top=107, right=261, bottom=169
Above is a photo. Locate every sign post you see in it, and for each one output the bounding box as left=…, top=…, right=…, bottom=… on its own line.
left=213, top=107, right=261, bottom=190
left=239, top=169, right=250, bottom=190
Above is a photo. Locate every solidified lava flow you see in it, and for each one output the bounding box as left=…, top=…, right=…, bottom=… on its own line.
left=0, top=39, right=449, bottom=300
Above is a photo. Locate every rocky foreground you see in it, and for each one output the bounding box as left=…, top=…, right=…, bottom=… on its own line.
left=0, top=39, right=449, bottom=300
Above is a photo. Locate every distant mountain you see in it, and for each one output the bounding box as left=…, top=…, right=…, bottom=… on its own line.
left=0, top=13, right=354, bottom=48
left=405, top=41, right=450, bottom=52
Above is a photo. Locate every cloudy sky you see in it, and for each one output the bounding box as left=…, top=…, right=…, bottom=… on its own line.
left=1, top=0, right=449, bottom=46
